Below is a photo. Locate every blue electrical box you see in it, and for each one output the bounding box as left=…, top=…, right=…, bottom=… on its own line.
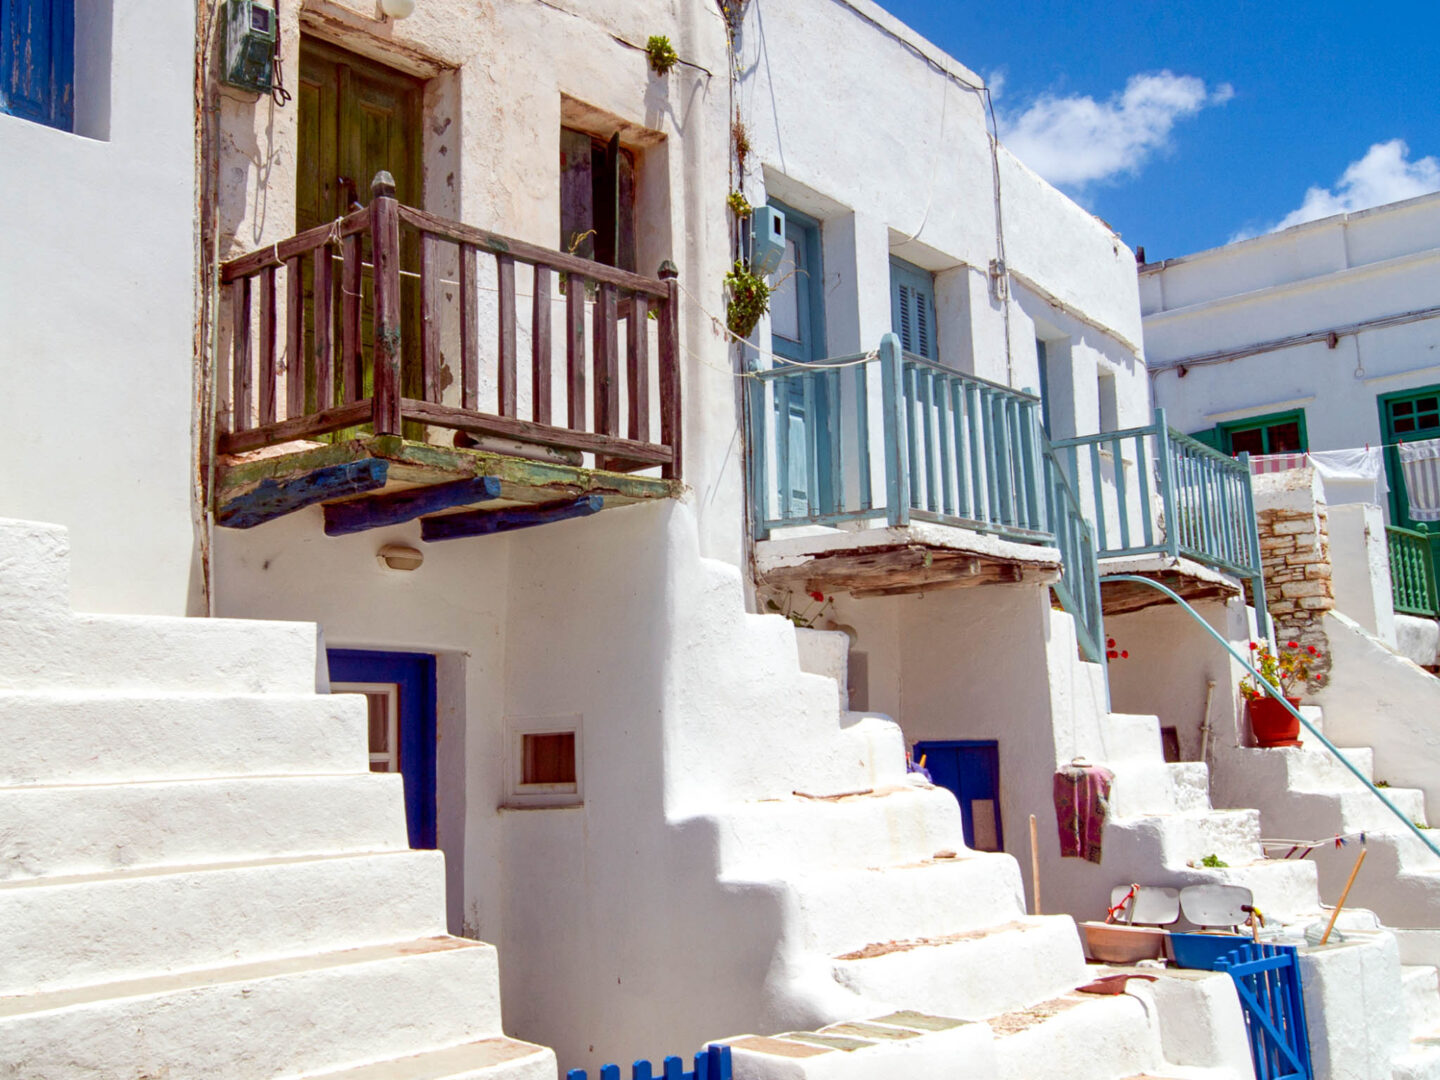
left=223, top=0, right=278, bottom=95
left=750, top=204, right=787, bottom=275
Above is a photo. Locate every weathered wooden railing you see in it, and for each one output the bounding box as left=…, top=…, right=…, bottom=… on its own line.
left=746, top=332, right=1105, bottom=660
left=219, top=172, right=680, bottom=479
left=1052, top=408, right=1270, bottom=635
left=1387, top=524, right=1440, bottom=617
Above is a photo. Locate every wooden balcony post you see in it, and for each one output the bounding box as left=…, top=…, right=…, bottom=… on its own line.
left=658, top=260, right=682, bottom=481
left=1153, top=407, right=1181, bottom=559
left=879, top=332, right=910, bottom=527
left=369, top=172, right=403, bottom=436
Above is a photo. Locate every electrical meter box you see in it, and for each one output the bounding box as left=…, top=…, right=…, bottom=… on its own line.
left=223, top=0, right=277, bottom=94
left=750, top=205, right=787, bottom=275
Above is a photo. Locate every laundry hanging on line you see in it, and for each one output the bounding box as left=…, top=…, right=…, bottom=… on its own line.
left=1400, top=438, right=1440, bottom=521
left=1248, top=447, right=1389, bottom=504
left=1053, top=764, right=1114, bottom=864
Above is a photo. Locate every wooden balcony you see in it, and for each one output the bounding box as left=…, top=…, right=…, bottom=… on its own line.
left=746, top=334, right=1105, bottom=661
left=213, top=173, right=681, bottom=539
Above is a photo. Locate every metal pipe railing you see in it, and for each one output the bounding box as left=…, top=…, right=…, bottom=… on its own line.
left=1101, top=573, right=1440, bottom=861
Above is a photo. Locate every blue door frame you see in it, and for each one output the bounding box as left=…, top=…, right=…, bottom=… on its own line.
left=913, top=740, right=1004, bottom=852
left=327, top=648, right=437, bottom=849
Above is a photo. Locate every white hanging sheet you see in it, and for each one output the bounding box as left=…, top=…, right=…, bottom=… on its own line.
left=1400, top=438, right=1440, bottom=522
left=1309, top=448, right=1388, bottom=503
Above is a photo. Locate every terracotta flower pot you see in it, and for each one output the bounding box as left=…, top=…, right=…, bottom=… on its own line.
left=1248, top=695, right=1303, bottom=748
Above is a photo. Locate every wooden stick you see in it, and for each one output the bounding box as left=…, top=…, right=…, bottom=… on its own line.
left=1320, top=847, right=1368, bottom=945
left=1029, top=813, right=1042, bottom=916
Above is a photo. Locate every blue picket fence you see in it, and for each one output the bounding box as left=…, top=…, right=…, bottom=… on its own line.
left=567, top=1044, right=732, bottom=1080
left=1216, top=942, right=1313, bottom=1080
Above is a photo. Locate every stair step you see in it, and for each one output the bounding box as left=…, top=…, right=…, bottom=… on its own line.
left=1404, top=966, right=1440, bottom=1038
left=0, top=936, right=503, bottom=1080
left=302, top=1037, right=556, bottom=1080
left=1108, top=808, right=1263, bottom=869
left=1104, top=714, right=1166, bottom=763
left=712, top=784, right=964, bottom=875
left=0, top=850, right=447, bottom=995
left=0, top=773, right=409, bottom=881
left=782, top=853, right=1029, bottom=955
left=0, top=613, right=322, bottom=693
left=0, top=518, right=70, bottom=615
left=0, top=690, right=370, bottom=786
left=990, top=993, right=1160, bottom=1080
left=830, top=916, right=1088, bottom=1020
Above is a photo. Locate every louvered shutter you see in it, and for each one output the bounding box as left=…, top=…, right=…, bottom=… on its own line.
left=889, top=257, right=937, bottom=360
left=1, top=0, right=74, bottom=131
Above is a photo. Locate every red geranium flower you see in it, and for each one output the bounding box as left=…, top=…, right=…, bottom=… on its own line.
left=808, top=590, right=824, bottom=602
left=1287, top=641, right=1299, bottom=649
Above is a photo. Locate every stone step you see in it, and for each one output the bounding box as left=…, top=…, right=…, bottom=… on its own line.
left=0, top=773, right=409, bottom=881
left=1227, top=744, right=1376, bottom=794
left=1393, top=1035, right=1440, bottom=1080
left=0, top=613, right=323, bottom=693
left=1107, top=759, right=1209, bottom=818
left=301, top=1037, right=557, bottom=1080
left=1204, top=857, right=1324, bottom=925
left=0, top=518, right=70, bottom=615
left=1104, top=713, right=1167, bottom=763
left=1405, top=966, right=1440, bottom=1038
left=990, top=993, right=1160, bottom=1080
left=0, top=937, right=503, bottom=1080
left=710, top=784, right=965, bottom=876
left=0, top=690, right=369, bottom=786
left=0, top=850, right=447, bottom=996
left=830, top=916, right=1089, bottom=1022
left=1108, top=808, right=1265, bottom=870
left=776, top=853, right=1031, bottom=956
left=722, top=1011, right=998, bottom=1080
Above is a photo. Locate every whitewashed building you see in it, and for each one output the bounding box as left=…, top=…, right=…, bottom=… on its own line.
left=8, top=1, right=1440, bottom=1079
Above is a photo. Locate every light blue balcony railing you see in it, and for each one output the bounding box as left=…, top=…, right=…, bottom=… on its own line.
left=746, top=333, right=1105, bottom=661
left=1051, top=409, right=1270, bottom=636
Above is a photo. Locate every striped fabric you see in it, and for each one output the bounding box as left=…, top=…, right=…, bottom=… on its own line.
left=1400, top=438, right=1440, bottom=521
left=1248, top=453, right=1309, bottom=475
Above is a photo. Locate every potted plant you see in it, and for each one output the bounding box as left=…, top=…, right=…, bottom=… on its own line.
left=1240, top=640, right=1325, bottom=747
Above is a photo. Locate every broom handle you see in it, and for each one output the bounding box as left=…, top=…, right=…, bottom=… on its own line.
left=1320, top=848, right=1368, bottom=946
left=1029, top=813, right=1042, bottom=916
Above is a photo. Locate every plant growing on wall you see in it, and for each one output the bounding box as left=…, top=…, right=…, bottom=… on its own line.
left=724, top=260, right=771, bottom=338
left=727, top=190, right=753, bottom=218
left=764, top=589, right=835, bottom=629
left=646, top=35, right=679, bottom=76
left=732, top=120, right=752, bottom=176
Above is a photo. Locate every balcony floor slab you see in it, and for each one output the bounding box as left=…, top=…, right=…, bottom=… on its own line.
left=1097, top=554, right=1244, bottom=616
left=755, top=522, right=1061, bottom=598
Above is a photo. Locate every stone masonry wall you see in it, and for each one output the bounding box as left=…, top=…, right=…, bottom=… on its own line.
left=1253, top=468, right=1334, bottom=686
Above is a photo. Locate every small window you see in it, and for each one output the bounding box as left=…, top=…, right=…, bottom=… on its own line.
left=889, top=257, right=937, bottom=360
left=506, top=715, right=583, bottom=807
left=560, top=126, right=635, bottom=271
left=1, top=0, right=75, bottom=131
left=1220, top=409, right=1307, bottom=456
left=332, top=681, right=400, bottom=773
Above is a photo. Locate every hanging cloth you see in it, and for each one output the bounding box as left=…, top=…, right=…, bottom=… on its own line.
left=1248, top=453, right=1309, bottom=475
left=1400, top=438, right=1440, bottom=521
left=1053, top=764, right=1114, bottom=863
left=1309, top=447, right=1388, bottom=504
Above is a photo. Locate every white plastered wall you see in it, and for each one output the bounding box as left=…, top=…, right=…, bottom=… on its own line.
left=0, top=2, right=199, bottom=614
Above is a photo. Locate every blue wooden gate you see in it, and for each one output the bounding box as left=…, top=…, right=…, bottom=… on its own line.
left=567, top=1044, right=731, bottom=1080
left=1215, top=942, right=1313, bottom=1080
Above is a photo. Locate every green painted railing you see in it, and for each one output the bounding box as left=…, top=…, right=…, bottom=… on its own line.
left=1053, top=408, right=1270, bottom=637
left=745, top=332, right=1106, bottom=661
left=1103, top=574, right=1440, bottom=864
left=1386, top=525, right=1440, bottom=617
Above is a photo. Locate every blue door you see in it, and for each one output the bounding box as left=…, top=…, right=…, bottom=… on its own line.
left=328, top=649, right=437, bottom=849
left=914, top=740, right=1003, bottom=852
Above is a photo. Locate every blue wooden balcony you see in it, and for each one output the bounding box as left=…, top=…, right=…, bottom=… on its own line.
left=1050, top=411, right=1270, bottom=632
left=746, top=333, right=1106, bottom=662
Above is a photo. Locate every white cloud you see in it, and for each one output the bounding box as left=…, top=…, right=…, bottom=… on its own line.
left=998, top=72, right=1232, bottom=188
left=1232, top=140, right=1440, bottom=240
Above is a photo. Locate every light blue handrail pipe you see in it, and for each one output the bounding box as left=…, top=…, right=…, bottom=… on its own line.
left=1052, top=408, right=1270, bottom=639
left=1101, top=573, right=1440, bottom=862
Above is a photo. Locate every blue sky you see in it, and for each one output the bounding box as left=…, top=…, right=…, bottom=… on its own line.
left=872, top=0, right=1440, bottom=260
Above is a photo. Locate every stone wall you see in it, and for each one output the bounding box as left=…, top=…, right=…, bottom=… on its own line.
left=1253, top=468, right=1334, bottom=685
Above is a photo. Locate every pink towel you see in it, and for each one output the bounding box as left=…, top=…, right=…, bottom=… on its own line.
left=1054, top=765, right=1114, bottom=863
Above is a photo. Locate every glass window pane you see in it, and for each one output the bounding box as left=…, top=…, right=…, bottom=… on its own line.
left=523, top=732, right=576, bottom=785
left=1268, top=422, right=1303, bottom=453
left=1228, top=427, right=1264, bottom=456
left=770, top=238, right=802, bottom=343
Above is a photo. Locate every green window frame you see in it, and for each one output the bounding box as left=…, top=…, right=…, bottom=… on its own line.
left=1190, top=409, right=1308, bottom=456
left=1379, top=384, right=1440, bottom=532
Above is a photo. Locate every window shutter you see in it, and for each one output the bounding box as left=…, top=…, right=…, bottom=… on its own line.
left=889, top=257, right=937, bottom=360
left=1186, top=427, right=1224, bottom=451
left=1, top=0, right=73, bottom=131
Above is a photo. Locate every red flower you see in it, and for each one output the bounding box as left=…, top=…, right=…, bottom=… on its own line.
left=1308, top=645, right=1318, bottom=655
left=1287, top=641, right=1299, bottom=649
left=1248, top=642, right=1258, bottom=651
left=1107, top=638, right=1116, bottom=648
left=1121, top=651, right=1129, bottom=659
left=1106, top=650, right=1118, bottom=659
left=808, top=590, right=824, bottom=602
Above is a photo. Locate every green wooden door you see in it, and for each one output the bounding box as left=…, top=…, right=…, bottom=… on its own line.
left=298, top=39, right=423, bottom=428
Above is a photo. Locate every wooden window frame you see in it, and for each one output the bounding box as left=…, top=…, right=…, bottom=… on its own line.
left=889, top=256, right=937, bottom=361
left=1379, top=383, right=1440, bottom=531
left=1, top=0, right=75, bottom=132
left=1218, top=408, right=1308, bottom=456
left=560, top=126, right=637, bottom=272
left=505, top=714, right=584, bottom=808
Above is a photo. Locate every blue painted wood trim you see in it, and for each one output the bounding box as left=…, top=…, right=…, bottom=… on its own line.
left=323, top=476, right=503, bottom=536
left=217, top=459, right=389, bottom=529
left=327, top=648, right=437, bottom=849
left=420, top=494, right=603, bottom=541
left=1, top=0, right=74, bottom=131
left=1153, top=409, right=1181, bottom=558
left=879, top=334, right=910, bottom=527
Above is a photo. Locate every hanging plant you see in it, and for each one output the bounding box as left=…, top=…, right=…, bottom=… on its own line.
left=724, top=260, right=771, bottom=339
left=732, top=120, right=751, bottom=176
left=727, top=190, right=753, bottom=218
left=646, top=35, right=679, bottom=76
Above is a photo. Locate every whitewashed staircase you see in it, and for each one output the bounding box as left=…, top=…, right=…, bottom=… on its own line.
left=671, top=568, right=1248, bottom=1080
left=0, top=518, right=554, bottom=1080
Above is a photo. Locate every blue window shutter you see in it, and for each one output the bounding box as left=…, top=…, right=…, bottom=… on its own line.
left=1, top=0, right=74, bottom=131
left=889, top=257, right=937, bottom=360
